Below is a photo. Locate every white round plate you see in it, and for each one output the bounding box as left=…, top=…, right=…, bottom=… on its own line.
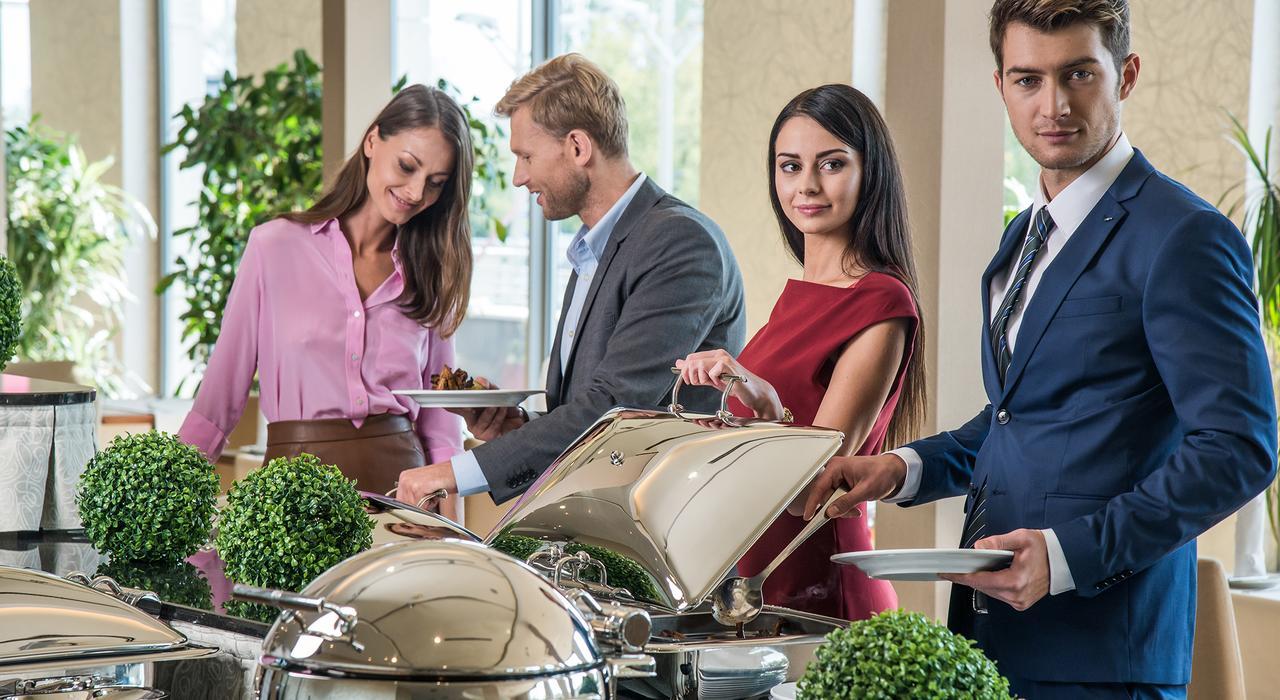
left=393, top=388, right=544, bottom=408
left=1228, top=574, right=1280, bottom=590
left=770, top=682, right=797, bottom=699
left=831, top=548, right=1014, bottom=581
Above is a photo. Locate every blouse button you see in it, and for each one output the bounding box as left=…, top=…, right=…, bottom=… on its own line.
left=357, top=398, right=364, bottom=405
left=354, top=310, right=362, bottom=318
left=351, top=353, right=359, bottom=361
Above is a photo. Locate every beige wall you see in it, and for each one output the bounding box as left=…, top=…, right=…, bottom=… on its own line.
left=700, top=0, right=854, bottom=335
left=321, top=0, right=393, bottom=182
left=236, top=0, right=324, bottom=79
left=1125, top=0, right=1254, bottom=204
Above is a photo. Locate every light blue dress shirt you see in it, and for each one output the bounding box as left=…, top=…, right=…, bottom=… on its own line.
left=451, top=173, right=648, bottom=496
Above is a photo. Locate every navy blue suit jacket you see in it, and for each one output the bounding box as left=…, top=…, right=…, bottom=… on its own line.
left=904, top=150, right=1277, bottom=684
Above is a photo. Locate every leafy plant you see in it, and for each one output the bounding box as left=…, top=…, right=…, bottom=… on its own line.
left=76, top=431, right=219, bottom=563
left=157, top=50, right=323, bottom=389
left=215, top=453, right=374, bottom=597
left=97, top=558, right=213, bottom=611
left=0, top=256, right=20, bottom=372
left=159, top=52, right=511, bottom=389
left=1219, top=115, right=1280, bottom=546
left=797, top=609, right=1012, bottom=700
left=491, top=533, right=661, bottom=603
left=4, top=119, right=156, bottom=396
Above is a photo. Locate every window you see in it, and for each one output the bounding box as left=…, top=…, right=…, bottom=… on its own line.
left=1, top=0, right=31, bottom=131
left=551, top=0, right=703, bottom=332
left=159, top=0, right=237, bottom=396
left=394, top=0, right=535, bottom=389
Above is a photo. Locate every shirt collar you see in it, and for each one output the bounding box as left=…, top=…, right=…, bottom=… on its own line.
left=566, top=173, right=647, bottom=272
left=1034, top=132, right=1134, bottom=237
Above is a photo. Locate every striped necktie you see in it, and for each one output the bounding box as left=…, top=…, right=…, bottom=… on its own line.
left=990, top=207, right=1055, bottom=384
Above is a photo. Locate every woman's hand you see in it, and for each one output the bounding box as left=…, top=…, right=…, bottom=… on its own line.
left=675, top=350, right=784, bottom=420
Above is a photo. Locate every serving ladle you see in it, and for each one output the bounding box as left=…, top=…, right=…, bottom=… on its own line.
left=710, top=487, right=853, bottom=626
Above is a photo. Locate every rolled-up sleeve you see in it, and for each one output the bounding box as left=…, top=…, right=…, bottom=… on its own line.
left=416, top=328, right=464, bottom=464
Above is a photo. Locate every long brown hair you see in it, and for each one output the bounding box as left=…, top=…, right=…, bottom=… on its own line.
left=286, top=84, right=473, bottom=337
left=767, top=84, right=926, bottom=448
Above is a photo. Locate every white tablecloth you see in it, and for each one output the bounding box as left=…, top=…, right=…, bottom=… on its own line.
left=0, top=401, right=97, bottom=532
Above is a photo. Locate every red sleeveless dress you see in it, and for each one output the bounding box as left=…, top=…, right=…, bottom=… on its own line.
left=729, top=272, right=918, bottom=620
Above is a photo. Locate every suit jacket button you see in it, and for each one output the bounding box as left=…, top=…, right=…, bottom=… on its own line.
left=996, top=409, right=1011, bottom=425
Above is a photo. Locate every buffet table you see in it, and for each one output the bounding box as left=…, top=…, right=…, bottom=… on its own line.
left=0, top=374, right=97, bottom=532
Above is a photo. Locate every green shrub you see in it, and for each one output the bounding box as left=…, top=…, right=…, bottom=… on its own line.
left=76, top=431, right=219, bottom=563
left=0, top=256, right=20, bottom=371
left=97, top=558, right=213, bottom=611
left=797, top=609, right=1013, bottom=700
left=215, top=453, right=374, bottom=594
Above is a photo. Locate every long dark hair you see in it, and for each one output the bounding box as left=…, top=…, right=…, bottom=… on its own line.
left=285, top=84, right=473, bottom=337
left=767, top=84, right=926, bottom=448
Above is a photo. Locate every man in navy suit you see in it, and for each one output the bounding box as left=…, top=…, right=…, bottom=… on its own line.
left=804, top=0, right=1276, bottom=697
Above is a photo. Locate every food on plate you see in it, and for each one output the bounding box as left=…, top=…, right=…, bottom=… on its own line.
left=431, top=364, right=481, bottom=390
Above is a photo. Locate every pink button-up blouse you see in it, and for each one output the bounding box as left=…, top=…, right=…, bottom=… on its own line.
left=177, top=217, right=464, bottom=464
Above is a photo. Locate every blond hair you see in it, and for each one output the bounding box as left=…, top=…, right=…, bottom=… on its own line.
left=989, top=0, right=1130, bottom=73
left=496, top=53, right=629, bottom=159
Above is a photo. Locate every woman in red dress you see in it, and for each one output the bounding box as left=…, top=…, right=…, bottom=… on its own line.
left=676, top=84, right=925, bottom=621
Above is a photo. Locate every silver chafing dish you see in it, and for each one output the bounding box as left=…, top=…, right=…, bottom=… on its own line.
left=239, top=379, right=849, bottom=698
left=0, top=567, right=216, bottom=699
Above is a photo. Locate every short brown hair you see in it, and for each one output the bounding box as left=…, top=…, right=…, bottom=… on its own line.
left=495, top=53, right=629, bottom=159
left=989, top=0, right=1130, bottom=73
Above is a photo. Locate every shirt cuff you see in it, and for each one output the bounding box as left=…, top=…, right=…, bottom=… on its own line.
left=1042, top=528, right=1077, bottom=594
left=177, top=411, right=228, bottom=463
left=451, top=450, right=490, bottom=497
left=882, top=447, right=923, bottom=503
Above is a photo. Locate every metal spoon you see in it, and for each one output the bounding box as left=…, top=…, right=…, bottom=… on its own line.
left=710, top=488, right=853, bottom=626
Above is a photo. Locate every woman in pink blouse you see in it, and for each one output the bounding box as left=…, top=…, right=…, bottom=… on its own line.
left=178, top=85, right=473, bottom=518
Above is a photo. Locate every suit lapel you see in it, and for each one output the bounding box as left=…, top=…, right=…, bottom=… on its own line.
left=558, top=178, right=665, bottom=389
left=997, top=151, right=1154, bottom=400
left=545, top=272, right=578, bottom=409
left=982, top=208, right=1033, bottom=402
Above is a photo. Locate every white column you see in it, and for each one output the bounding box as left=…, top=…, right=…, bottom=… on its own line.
left=852, top=0, right=887, bottom=110
left=1248, top=0, right=1279, bottom=197
left=322, top=0, right=393, bottom=182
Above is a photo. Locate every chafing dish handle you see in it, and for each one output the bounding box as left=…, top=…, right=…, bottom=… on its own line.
left=668, top=366, right=744, bottom=422
left=231, top=584, right=359, bottom=631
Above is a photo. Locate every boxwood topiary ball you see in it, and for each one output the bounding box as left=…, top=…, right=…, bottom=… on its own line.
left=96, top=558, right=213, bottom=611
left=797, top=609, right=1013, bottom=700
left=215, top=453, right=374, bottom=593
left=0, top=256, right=21, bottom=372
left=76, top=431, right=219, bottom=563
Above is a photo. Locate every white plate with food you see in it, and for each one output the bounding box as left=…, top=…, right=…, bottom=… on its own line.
left=831, top=548, right=1014, bottom=581
left=394, top=388, right=544, bottom=408
left=1228, top=574, right=1280, bottom=590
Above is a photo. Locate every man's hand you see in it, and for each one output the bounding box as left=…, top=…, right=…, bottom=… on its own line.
left=801, top=453, right=908, bottom=520
left=396, top=461, right=459, bottom=518
left=446, top=377, right=528, bottom=441
left=942, top=529, right=1050, bottom=612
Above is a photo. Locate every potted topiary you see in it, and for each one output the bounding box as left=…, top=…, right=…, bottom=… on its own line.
left=797, top=609, right=1013, bottom=699
left=76, top=431, right=219, bottom=563
left=215, top=453, right=374, bottom=620
left=0, top=255, right=20, bottom=372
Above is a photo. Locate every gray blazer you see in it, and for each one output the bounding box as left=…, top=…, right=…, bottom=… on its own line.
left=473, top=178, right=746, bottom=503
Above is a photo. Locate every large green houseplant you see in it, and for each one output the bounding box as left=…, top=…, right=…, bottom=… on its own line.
left=158, top=51, right=509, bottom=389
left=4, top=119, right=156, bottom=396
left=1219, top=116, right=1280, bottom=546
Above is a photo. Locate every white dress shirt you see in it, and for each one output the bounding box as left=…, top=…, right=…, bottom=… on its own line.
left=887, top=134, right=1135, bottom=595
left=450, top=174, right=648, bottom=496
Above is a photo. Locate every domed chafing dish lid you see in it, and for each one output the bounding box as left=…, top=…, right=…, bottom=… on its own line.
left=0, top=566, right=212, bottom=673
left=258, top=540, right=602, bottom=680
left=486, top=407, right=844, bottom=612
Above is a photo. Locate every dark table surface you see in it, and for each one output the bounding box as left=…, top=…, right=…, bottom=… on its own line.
left=0, top=373, right=96, bottom=406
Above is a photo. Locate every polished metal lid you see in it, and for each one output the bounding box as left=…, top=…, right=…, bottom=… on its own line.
left=257, top=539, right=602, bottom=680
left=486, top=407, right=844, bottom=612
left=0, top=567, right=206, bottom=672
